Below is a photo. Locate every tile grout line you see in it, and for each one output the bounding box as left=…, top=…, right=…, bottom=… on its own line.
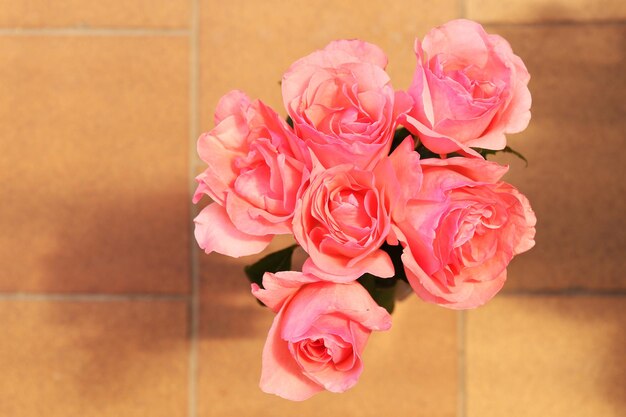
left=0, top=289, right=621, bottom=303
left=458, top=0, right=467, bottom=19
left=456, top=5, right=466, bottom=416
left=483, top=19, right=626, bottom=27
left=501, top=289, right=626, bottom=297
left=0, top=28, right=190, bottom=36
left=0, top=293, right=189, bottom=302
left=457, top=310, right=467, bottom=417
left=187, top=0, right=200, bottom=416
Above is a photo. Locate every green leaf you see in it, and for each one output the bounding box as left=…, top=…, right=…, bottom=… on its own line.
left=286, top=116, right=294, bottom=128
left=380, top=243, right=407, bottom=283
left=244, top=244, right=298, bottom=289
left=355, top=243, right=408, bottom=313
left=416, top=143, right=443, bottom=160
left=476, top=148, right=494, bottom=158
left=473, top=146, right=528, bottom=166
left=357, top=274, right=397, bottom=314
left=502, top=146, right=528, bottom=166
left=390, top=127, right=413, bottom=154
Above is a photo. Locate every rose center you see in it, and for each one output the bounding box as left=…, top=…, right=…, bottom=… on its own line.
left=232, top=138, right=285, bottom=210
left=300, top=338, right=332, bottom=363
left=302, top=70, right=373, bottom=137
left=329, top=189, right=371, bottom=231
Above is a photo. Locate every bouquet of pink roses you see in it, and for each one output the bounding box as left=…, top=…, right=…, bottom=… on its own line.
left=193, top=19, right=536, bottom=401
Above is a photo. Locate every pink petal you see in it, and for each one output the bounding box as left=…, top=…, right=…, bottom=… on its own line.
left=298, top=320, right=368, bottom=393
left=302, top=258, right=361, bottom=283
left=251, top=271, right=320, bottom=313
left=362, top=249, right=395, bottom=278
left=260, top=310, right=323, bottom=401
left=500, top=184, right=537, bottom=255
left=393, top=90, right=414, bottom=121
left=502, top=76, right=532, bottom=135
left=324, top=39, right=388, bottom=68
left=384, top=137, right=423, bottom=220
left=420, top=157, right=509, bottom=186
left=464, top=128, right=507, bottom=151
left=281, top=282, right=392, bottom=340
left=422, top=19, right=490, bottom=66
left=193, top=203, right=271, bottom=257
left=449, top=270, right=508, bottom=310
left=402, top=114, right=482, bottom=157
left=408, top=40, right=435, bottom=126
left=225, top=192, right=291, bottom=236
left=214, top=90, right=251, bottom=125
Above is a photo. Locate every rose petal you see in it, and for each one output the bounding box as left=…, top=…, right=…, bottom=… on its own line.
left=281, top=281, right=392, bottom=340
left=252, top=271, right=321, bottom=313
left=260, top=309, right=323, bottom=401
left=193, top=203, right=271, bottom=257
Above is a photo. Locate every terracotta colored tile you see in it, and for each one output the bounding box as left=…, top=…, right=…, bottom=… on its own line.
left=467, top=0, right=626, bottom=23
left=466, top=296, right=626, bottom=417
left=197, top=244, right=457, bottom=416
left=0, top=0, right=189, bottom=28
left=0, top=37, right=190, bottom=293
left=0, top=300, right=189, bottom=417
left=483, top=25, right=626, bottom=291
left=199, top=0, right=458, bottom=131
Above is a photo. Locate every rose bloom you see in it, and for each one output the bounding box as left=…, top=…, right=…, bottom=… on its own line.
left=252, top=270, right=392, bottom=401
left=402, top=19, right=531, bottom=156
left=194, top=90, right=311, bottom=257
left=293, top=138, right=422, bottom=282
left=395, top=157, right=536, bottom=309
left=282, top=39, right=412, bottom=169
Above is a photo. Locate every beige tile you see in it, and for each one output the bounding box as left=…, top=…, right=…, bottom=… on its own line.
left=199, top=0, right=459, bottom=131
left=197, top=244, right=458, bottom=416
left=0, top=300, right=189, bottom=417
left=466, top=296, right=626, bottom=417
left=0, top=0, right=189, bottom=28
left=467, top=0, right=626, bottom=23
left=484, top=25, right=626, bottom=291
left=0, top=36, right=190, bottom=293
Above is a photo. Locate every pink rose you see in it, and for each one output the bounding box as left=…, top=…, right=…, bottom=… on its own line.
left=251, top=270, right=392, bottom=401
left=395, top=157, right=536, bottom=309
left=293, top=138, right=422, bottom=282
left=282, top=39, right=412, bottom=169
left=194, top=90, right=311, bottom=257
left=402, top=19, right=531, bottom=156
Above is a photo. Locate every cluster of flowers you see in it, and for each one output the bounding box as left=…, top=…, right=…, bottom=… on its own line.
left=194, top=19, right=536, bottom=401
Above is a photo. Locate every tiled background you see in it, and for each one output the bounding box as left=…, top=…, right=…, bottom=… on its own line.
left=1, top=1, right=624, bottom=416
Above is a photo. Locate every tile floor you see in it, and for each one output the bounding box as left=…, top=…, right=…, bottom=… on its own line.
left=0, top=1, right=624, bottom=416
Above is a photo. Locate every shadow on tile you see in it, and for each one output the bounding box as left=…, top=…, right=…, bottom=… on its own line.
left=33, top=191, right=190, bottom=294
left=0, top=299, right=189, bottom=417
left=468, top=296, right=626, bottom=416
left=485, top=23, right=626, bottom=291
left=0, top=191, right=193, bottom=414
left=198, top=236, right=306, bottom=339
left=11, top=192, right=192, bottom=414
